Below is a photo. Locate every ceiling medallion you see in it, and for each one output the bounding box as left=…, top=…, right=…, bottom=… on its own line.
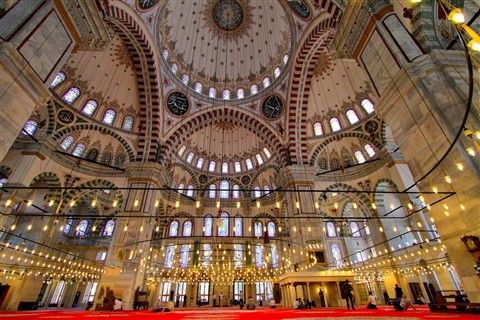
left=203, top=0, right=253, bottom=40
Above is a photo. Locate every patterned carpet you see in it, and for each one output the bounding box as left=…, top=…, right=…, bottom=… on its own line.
left=0, top=306, right=479, bottom=320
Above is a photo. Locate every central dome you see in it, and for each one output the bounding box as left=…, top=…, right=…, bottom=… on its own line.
left=213, top=0, right=244, bottom=31
left=158, top=0, right=293, bottom=100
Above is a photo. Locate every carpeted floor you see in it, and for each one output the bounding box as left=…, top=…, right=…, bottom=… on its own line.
left=0, top=306, right=479, bottom=320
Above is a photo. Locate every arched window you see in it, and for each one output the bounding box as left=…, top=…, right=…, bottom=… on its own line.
left=350, top=222, right=361, bottom=237
left=274, top=67, right=281, bottom=78
left=186, top=152, right=195, bottom=163
left=182, top=220, right=192, bottom=237
left=180, top=244, right=189, bottom=268
left=115, top=153, right=126, bottom=166
left=254, top=221, right=263, bottom=237
left=186, top=185, right=194, bottom=197
left=234, top=161, right=242, bottom=173
left=208, top=184, right=216, bottom=198
left=245, top=159, right=253, bottom=170
left=271, top=244, right=279, bottom=268
left=237, top=88, right=245, bottom=99
left=102, top=109, right=116, bottom=125
left=178, top=145, right=186, bottom=156
left=72, top=143, right=85, bottom=157
left=250, top=84, right=258, bottom=95
left=63, top=218, right=73, bottom=234
left=222, top=162, right=229, bottom=173
left=76, top=220, right=88, bottom=236
left=201, top=243, right=212, bottom=268
left=222, top=89, right=231, bottom=100
left=204, top=215, right=213, bottom=236
left=194, top=82, right=203, bottom=94
left=354, top=151, right=366, bottom=164
left=219, top=180, right=229, bottom=199
left=361, top=99, right=375, bottom=114
left=312, top=122, right=323, bottom=136
left=330, top=158, right=339, bottom=170
left=62, top=87, right=80, bottom=104
left=263, top=77, right=270, bottom=88
left=263, top=147, right=271, bottom=159
left=263, top=185, right=270, bottom=195
left=283, top=54, right=289, bottom=65
left=22, top=120, right=38, bottom=135
left=232, top=184, right=240, bottom=199
left=254, top=186, right=261, bottom=198
left=103, top=220, right=115, bottom=237
left=331, top=243, right=343, bottom=267
left=346, top=109, right=359, bottom=124
left=208, top=161, right=216, bottom=172
left=255, top=244, right=264, bottom=268
left=81, top=100, right=97, bottom=116
left=181, top=74, right=189, bottom=85
left=234, top=243, right=243, bottom=268
left=319, top=157, right=327, bottom=170
left=234, top=216, right=242, bottom=236
left=49, top=72, right=66, bottom=88
left=122, top=115, right=134, bottom=131
left=60, top=135, right=74, bottom=150
left=171, top=63, right=178, bottom=74
left=162, top=49, right=169, bottom=59
left=329, top=117, right=341, bottom=132
left=177, top=183, right=185, bottom=194
left=218, top=211, right=229, bottom=236
left=101, top=152, right=112, bottom=165
left=86, top=149, right=98, bottom=161
left=164, top=244, right=175, bottom=269
left=326, top=222, right=337, bottom=237
left=267, top=221, right=276, bottom=237
left=208, top=87, right=216, bottom=98
left=169, top=220, right=179, bottom=237
left=196, top=157, right=204, bottom=169
left=364, top=144, right=376, bottom=157
left=255, top=154, right=264, bottom=165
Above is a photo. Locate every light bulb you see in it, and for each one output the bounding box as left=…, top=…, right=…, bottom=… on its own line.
left=27, top=199, right=33, bottom=206
left=5, top=199, right=12, bottom=207
left=140, top=225, right=144, bottom=232
left=444, top=176, right=452, bottom=183
left=175, top=200, right=180, bottom=208
left=27, top=224, right=32, bottom=231
left=133, top=199, right=139, bottom=207
left=371, top=203, right=376, bottom=209
left=448, top=8, right=465, bottom=24
left=92, top=225, right=97, bottom=232
left=393, top=226, right=397, bottom=232
left=43, top=225, right=48, bottom=231
left=352, top=203, right=358, bottom=209
left=295, top=201, right=300, bottom=209
left=315, top=202, right=319, bottom=209
left=417, top=222, right=422, bottom=228
left=256, top=201, right=260, bottom=208
left=48, top=199, right=55, bottom=207
left=154, top=199, right=159, bottom=208
left=91, top=199, right=96, bottom=207
left=216, top=201, right=220, bottom=208
left=113, top=199, right=118, bottom=207
left=236, top=201, right=240, bottom=208
left=69, top=200, right=75, bottom=207
left=124, top=225, right=128, bottom=232
left=155, top=225, right=160, bottom=232
left=10, top=224, right=16, bottom=230
left=466, top=147, right=475, bottom=156
left=432, top=186, right=438, bottom=194
left=460, top=204, right=465, bottom=210
left=430, top=217, right=435, bottom=223
left=379, top=227, right=384, bottom=232
left=407, top=203, right=413, bottom=210
left=456, top=163, right=464, bottom=171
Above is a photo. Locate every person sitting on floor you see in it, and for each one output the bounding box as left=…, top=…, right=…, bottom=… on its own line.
left=367, top=291, right=377, bottom=309
left=246, top=298, right=256, bottom=310
left=269, top=299, right=276, bottom=308
left=294, top=298, right=300, bottom=309
left=399, top=294, right=416, bottom=311
left=113, top=298, right=123, bottom=311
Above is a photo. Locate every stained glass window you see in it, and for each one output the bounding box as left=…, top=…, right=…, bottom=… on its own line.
left=283, top=54, right=289, bottom=65
left=178, top=145, right=186, bottom=156
left=63, top=218, right=73, bottom=234
left=218, top=211, right=229, bottom=236
left=101, top=152, right=112, bottom=165
left=196, top=157, right=204, bottom=169
left=186, top=152, right=194, bottom=163
left=221, top=162, right=228, bottom=173
left=181, top=74, right=189, bottom=85
left=237, top=88, right=244, bottom=99
left=245, top=159, right=253, bottom=170
left=223, top=89, right=231, bottom=100
left=361, top=99, right=375, bottom=114
left=329, top=117, right=341, bottom=132
left=208, top=87, right=216, bottom=98
left=49, top=72, right=66, bottom=88
left=122, top=115, right=134, bottom=131
left=256, top=154, right=264, bottom=165
left=364, top=144, right=376, bottom=157
left=62, top=87, right=80, bottom=104
left=102, top=109, right=116, bottom=125
left=72, top=143, right=85, bottom=157
left=164, top=244, right=175, bottom=268
left=250, top=85, right=258, bottom=95
left=204, top=215, right=213, bottom=236
left=254, top=221, right=263, bottom=237
left=103, top=220, right=115, bottom=236
left=364, top=222, right=371, bottom=235
left=60, top=135, right=74, bottom=150
left=81, top=100, right=97, bottom=116
left=208, top=161, right=216, bottom=172
left=76, top=220, right=88, bottom=236
left=234, top=161, right=241, bottom=173
left=186, top=185, right=194, bottom=197
left=255, top=244, right=264, bottom=268
left=346, top=109, right=360, bottom=124
left=86, top=149, right=98, bottom=161
left=177, top=183, right=185, bottom=193
left=219, top=180, right=229, bottom=199
left=234, top=216, right=242, bottom=236
left=22, top=120, right=38, bottom=136
left=331, top=243, right=343, bottom=267
left=171, top=63, right=178, bottom=74
left=326, top=222, right=337, bottom=237
left=263, top=186, right=270, bottom=195
left=263, top=77, right=271, bottom=88
left=234, top=244, right=243, bottom=268
left=114, top=153, right=125, bottom=166
left=162, top=49, right=169, bottom=59
left=194, top=82, right=203, bottom=94
left=232, top=184, right=240, bottom=199
left=209, top=184, right=216, bottom=199
left=355, top=151, right=366, bottom=164
left=254, top=186, right=261, bottom=198
left=180, top=244, right=189, bottom=268
left=313, top=122, right=323, bottom=136
left=182, top=220, right=192, bottom=236
left=201, top=243, right=212, bottom=268
left=169, top=220, right=179, bottom=237
left=267, top=221, right=276, bottom=237
left=274, top=67, right=281, bottom=78
left=350, top=222, right=361, bottom=237
left=263, top=147, right=271, bottom=159
left=271, top=244, right=279, bottom=268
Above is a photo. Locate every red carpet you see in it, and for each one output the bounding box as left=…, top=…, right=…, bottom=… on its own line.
left=0, top=306, right=479, bottom=320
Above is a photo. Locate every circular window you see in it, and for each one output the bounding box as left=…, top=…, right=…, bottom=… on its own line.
left=262, top=95, right=283, bottom=119
left=166, top=91, right=190, bottom=116
left=136, top=0, right=158, bottom=11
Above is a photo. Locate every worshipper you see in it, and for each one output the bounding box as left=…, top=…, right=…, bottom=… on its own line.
left=393, top=284, right=403, bottom=310
left=294, top=298, right=300, bottom=309
left=218, top=292, right=224, bottom=307
left=342, top=280, right=355, bottom=309
left=269, top=299, right=276, bottom=308
left=153, top=298, right=163, bottom=312
left=113, top=298, right=123, bottom=311
left=383, top=290, right=390, bottom=305
left=399, top=294, right=416, bottom=311
left=239, top=291, right=244, bottom=310
left=367, top=291, right=378, bottom=309
left=417, top=294, right=426, bottom=305
left=246, top=298, right=256, bottom=310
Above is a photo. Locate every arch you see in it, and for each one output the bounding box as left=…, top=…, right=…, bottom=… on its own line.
left=169, top=220, right=179, bottom=237
left=81, top=100, right=98, bottom=116
left=103, top=219, right=115, bottom=236
left=182, top=220, right=192, bottom=236
left=217, top=211, right=229, bottom=236
left=49, top=71, right=66, bottom=88
left=76, top=219, right=88, bottom=236
left=62, top=87, right=80, bottom=104
left=203, top=214, right=213, bottom=236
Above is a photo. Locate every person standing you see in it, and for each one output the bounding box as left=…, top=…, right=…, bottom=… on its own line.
left=342, top=280, right=355, bottom=310
left=218, top=292, right=224, bottom=307
left=383, top=290, right=390, bottom=305
left=394, top=284, right=403, bottom=310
